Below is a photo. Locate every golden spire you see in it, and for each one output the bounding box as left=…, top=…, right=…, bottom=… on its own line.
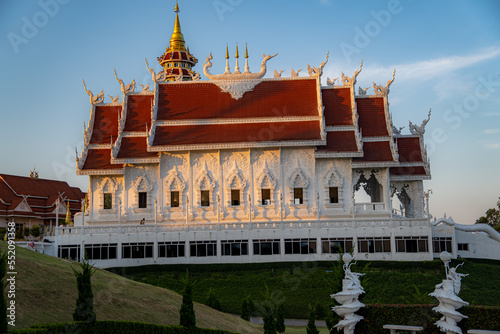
left=65, top=200, right=73, bottom=227
left=235, top=43, right=239, bottom=58
left=225, top=44, right=229, bottom=59
left=245, top=43, right=248, bottom=58
left=170, top=0, right=185, bottom=51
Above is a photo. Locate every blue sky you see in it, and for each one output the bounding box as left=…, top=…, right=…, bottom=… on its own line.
left=0, top=0, right=499, bottom=224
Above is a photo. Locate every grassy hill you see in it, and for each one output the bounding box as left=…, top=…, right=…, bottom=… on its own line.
left=113, top=258, right=500, bottom=319
left=0, top=243, right=263, bottom=333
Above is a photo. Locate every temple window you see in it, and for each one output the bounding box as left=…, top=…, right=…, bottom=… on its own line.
left=293, top=188, right=303, bottom=205
left=103, top=193, right=112, bottom=210
left=432, top=237, right=452, bottom=253
left=138, top=192, right=147, bottom=208
left=261, top=189, right=271, bottom=205
left=329, top=187, right=339, bottom=204
left=231, top=189, right=240, bottom=206
left=358, top=237, right=391, bottom=253
left=171, top=191, right=180, bottom=207
left=396, top=236, right=428, bottom=253
left=201, top=190, right=210, bottom=207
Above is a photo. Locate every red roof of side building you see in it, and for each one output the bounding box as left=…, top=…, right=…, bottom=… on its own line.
left=356, top=97, right=389, bottom=137
left=322, top=87, right=353, bottom=126
left=124, top=94, right=153, bottom=132
left=156, top=79, right=320, bottom=120
left=395, top=137, right=423, bottom=162
left=89, top=105, right=121, bottom=145
left=0, top=174, right=84, bottom=219
left=316, top=131, right=358, bottom=152
left=153, top=121, right=322, bottom=147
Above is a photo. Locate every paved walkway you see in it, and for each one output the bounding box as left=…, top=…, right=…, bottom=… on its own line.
left=249, top=316, right=327, bottom=327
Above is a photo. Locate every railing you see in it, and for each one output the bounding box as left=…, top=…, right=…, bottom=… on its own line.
left=54, top=218, right=430, bottom=237
left=355, top=202, right=385, bottom=213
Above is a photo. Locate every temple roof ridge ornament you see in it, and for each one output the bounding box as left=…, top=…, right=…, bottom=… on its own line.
left=202, top=48, right=278, bottom=99
left=341, top=59, right=363, bottom=86
left=82, top=79, right=104, bottom=105
left=114, top=69, right=136, bottom=97
left=409, top=108, right=431, bottom=136
left=307, top=51, right=329, bottom=77
left=373, top=68, right=396, bottom=96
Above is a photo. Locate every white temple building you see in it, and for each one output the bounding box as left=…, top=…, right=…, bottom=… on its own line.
left=32, top=3, right=499, bottom=268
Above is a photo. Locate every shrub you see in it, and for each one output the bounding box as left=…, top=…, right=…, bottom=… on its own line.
left=306, top=305, right=319, bottom=334
left=30, top=226, right=41, bottom=238
left=205, top=287, right=222, bottom=311
left=275, top=303, right=285, bottom=334
left=72, top=258, right=96, bottom=322
left=179, top=270, right=196, bottom=328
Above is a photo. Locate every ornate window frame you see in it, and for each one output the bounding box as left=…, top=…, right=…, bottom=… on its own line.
left=324, top=168, right=344, bottom=208
left=225, top=161, right=247, bottom=210
left=195, top=165, right=216, bottom=211
left=132, top=175, right=153, bottom=213
left=97, top=177, right=119, bottom=214
left=164, top=167, right=186, bottom=212
left=256, top=162, right=277, bottom=209
left=288, top=166, right=309, bottom=207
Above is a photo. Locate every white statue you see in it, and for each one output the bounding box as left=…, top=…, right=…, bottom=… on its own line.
left=429, top=252, right=469, bottom=334
left=409, top=109, right=431, bottom=135
left=331, top=254, right=365, bottom=334
left=392, top=124, right=404, bottom=136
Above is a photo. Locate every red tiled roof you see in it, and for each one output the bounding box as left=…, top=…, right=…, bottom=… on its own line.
left=390, top=166, right=427, bottom=176
left=89, top=106, right=121, bottom=144
left=82, top=149, right=122, bottom=170
left=356, top=97, right=389, bottom=137
left=156, top=79, right=319, bottom=121
left=316, top=131, right=358, bottom=152
left=396, top=137, right=423, bottom=162
left=124, top=95, right=153, bottom=132
left=322, top=88, right=353, bottom=126
left=153, top=121, right=322, bottom=147
left=354, top=141, right=394, bottom=162
left=0, top=174, right=85, bottom=220
left=116, top=137, right=159, bottom=159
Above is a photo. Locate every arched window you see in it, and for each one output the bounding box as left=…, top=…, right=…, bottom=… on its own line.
left=97, top=177, right=120, bottom=213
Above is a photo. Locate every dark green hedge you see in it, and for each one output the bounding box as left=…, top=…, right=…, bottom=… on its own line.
left=10, top=321, right=237, bottom=334
left=354, top=304, right=500, bottom=334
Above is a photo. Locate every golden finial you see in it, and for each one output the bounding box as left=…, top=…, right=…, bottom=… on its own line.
left=225, top=44, right=229, bottom=59
left=174, top=0, right=179, bottom=13
left=170, top=0, right=185, bottom=51
left=245, top=43, right=248, bottom=58
left=235, top=43, right=239, bottom=58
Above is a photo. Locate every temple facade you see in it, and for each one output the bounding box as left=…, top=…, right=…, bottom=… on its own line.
left=34, top=3, right=498, bottom=268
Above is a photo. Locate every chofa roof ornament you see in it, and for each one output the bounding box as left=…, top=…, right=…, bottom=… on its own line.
left=409, top=108, right=432, bottom=136
left=202, top=45, right=278, bottom=100
left=373, top=69, right=396, bottom=96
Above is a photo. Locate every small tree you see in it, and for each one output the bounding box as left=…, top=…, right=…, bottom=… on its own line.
left=476, top=197, right=500, bottom=231
left=0, top=248, right=7, bottom=332
left=179, top=270, right=196, bottom=328
left=30, top=226, right=41, bottom=238
left=72, top=257, right=96, bottom=322
left=205, top=287, right=222, bottom=311
left=306, top=304, right=319, bottom=334
left=314, top=300, right=325, bottom=320
left=262, top=304, right=276, bottom=334
left=275, top=303, right=285, bottom=334
left=241, top=296, right=251, bottom=321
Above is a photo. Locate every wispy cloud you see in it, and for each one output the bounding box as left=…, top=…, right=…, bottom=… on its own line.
left=482, top=129, right=500, bottom=134
left=358, top=47, right=500, bottom=83
left=486, top=143, right=500, bottom=149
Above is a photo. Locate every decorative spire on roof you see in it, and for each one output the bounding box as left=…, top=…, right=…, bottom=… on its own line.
left=341, top=60, right=363, bottom=86
left=157, top=1, right=198, bottom=81
left=29, top=165, right=39, bottom=179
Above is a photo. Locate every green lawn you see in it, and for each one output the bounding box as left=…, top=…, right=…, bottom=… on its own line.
left=111, top=258, right=500, bottom=320
left=1, top=243, right=263, bottom=333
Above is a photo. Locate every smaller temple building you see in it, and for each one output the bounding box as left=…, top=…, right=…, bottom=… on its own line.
left=0, top=172, right=85, bottom=234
